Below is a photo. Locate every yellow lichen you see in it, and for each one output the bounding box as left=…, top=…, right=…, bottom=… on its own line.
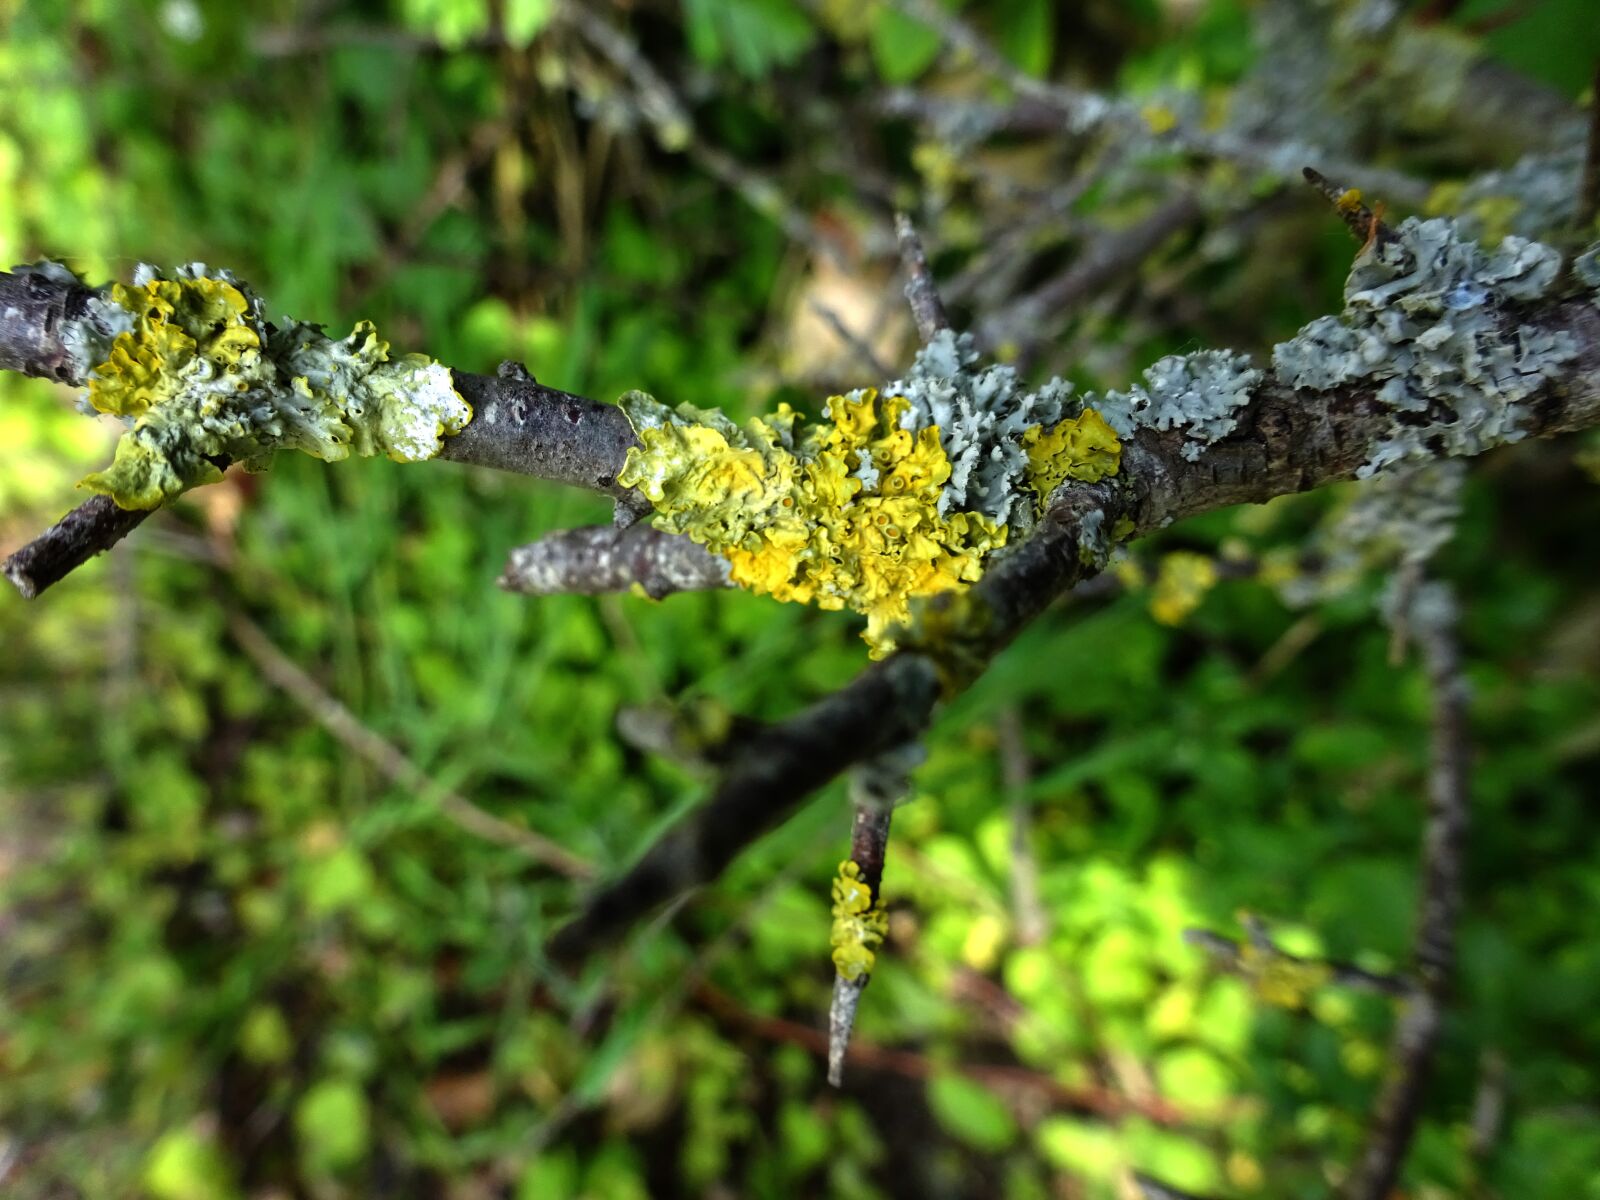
left=1020, top=408, right=1122, bottom=507
left=1237, top=941, right=1333, bottom=1009
left=830, top=860, right=887, bottom=982
left=1149, top=550, right=1219, bottom=625
left=617, top=390, right=1121, bottom=656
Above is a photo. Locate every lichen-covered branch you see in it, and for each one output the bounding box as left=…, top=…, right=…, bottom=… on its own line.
left=498, top=523, right=731, bottom=599
left=828, top=754, right=910, bottom=1087
left=0, top=265, right=643, bottom=597
left=880, top=0, right=1432, bottom=206
left=549, top=209, right=1600, bottom=961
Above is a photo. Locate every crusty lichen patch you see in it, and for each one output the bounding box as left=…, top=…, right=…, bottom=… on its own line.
left=617, top=333, right=1120, bottom=656
left=59, top=263, right=470, bottom=510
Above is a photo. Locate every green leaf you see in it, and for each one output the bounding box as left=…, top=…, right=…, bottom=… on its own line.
left=993, top=0, right=1053, bottom=77
left=144, top=1125, right=240, bottom=1200
left=295, top=1078, right=370, bottom=1173
left=870, top=6, right=944, bottom=83
left=504, top=0, right=554, bottom=46
left=683, top=0, right=815, bottom=76
left=926, top=1071, right=1019, bottom=1152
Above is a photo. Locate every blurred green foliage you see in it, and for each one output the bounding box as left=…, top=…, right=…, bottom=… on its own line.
left=2, top=1, right=1599, bottom=1197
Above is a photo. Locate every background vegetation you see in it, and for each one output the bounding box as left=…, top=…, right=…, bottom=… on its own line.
left=1, top=0, right=1598, bottom=1196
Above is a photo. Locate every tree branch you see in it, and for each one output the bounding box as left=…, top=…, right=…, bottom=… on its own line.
left=1344, top=582, right=1470, bottom=1200
left=893, top=213, right=951, bottom=341
left=0, top=269, right=645, bottom=597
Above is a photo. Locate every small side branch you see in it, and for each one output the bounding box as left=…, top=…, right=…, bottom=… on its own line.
left=3, top=496, right=152, bottom=599
left=499, top=524, right=731, bottom=599
left=549, top=654, right=942, bottom=963
left=1580, top=59, right=1600, bottom=232
left=894, top=213, right=951, bottom=340
left=228, top=610, right=593, bottom=879
left=1344, top=582, right=1470, bottom=1200
left=1303, top=167, right=1394, bottom=250
left=1186, top=921, right=1413, bottom=999
left=829, top=759, right=905, bottom=1087
left=979, top=191, right=1203, bottom=350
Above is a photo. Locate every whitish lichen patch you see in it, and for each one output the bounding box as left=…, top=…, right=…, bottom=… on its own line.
left=616, top=332, right=1120, bottom=656
left=55, top=263, right=470, bottom=509
left=1272, top=218, right=1576, bottom=476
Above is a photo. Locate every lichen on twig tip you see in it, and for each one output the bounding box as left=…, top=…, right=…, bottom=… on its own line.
left=55, top=262, right=470, bottom=510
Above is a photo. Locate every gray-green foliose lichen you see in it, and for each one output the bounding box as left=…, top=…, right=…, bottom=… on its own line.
left=859, top=330, right=1083, bottom=533
left=1272, top=217, right=1576, bottom=477
left=1091, top=349, right=1263, bottom=461
left=52, top=261, right=471, bottom=509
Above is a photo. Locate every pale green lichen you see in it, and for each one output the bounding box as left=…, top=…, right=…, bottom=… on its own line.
left=616, top=335, right=1121, bottom=656
left=58, top=263, right=470, bottom=510
left=1272, top=217, right=1576, bottom=476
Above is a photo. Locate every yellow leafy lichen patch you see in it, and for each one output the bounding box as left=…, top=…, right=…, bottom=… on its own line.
left=829, top=860, right=887, bottom=982
left=88, top=276, right=259, bottom=419
left=617, top=389, right=1121, bottom=656
left=1020, top=408, right=1122, bottom=506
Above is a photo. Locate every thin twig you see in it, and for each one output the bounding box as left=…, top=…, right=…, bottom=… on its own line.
left=1131, top=1174, right=1221, bottom=1200
left=1303, top=166, right=1395, bottom=250
left=997, top=707, right=1047, bottom=947
left=1185, top=924, right=1413, bottom=999
left=808, top=300, right=891, bottom=378
left=1579, top=60, right=1600, bottom=232
left=979, top=191, right=1203, bottom=351
left=893, top=212, right=951, bottom=341
left=1344, top=581, right=1470, bottom=1200
left=3, top=496, right=153, bottom=599
left=226, top=610, right=593, bottom=878
left=879, top=0, right=1431, bottom=206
